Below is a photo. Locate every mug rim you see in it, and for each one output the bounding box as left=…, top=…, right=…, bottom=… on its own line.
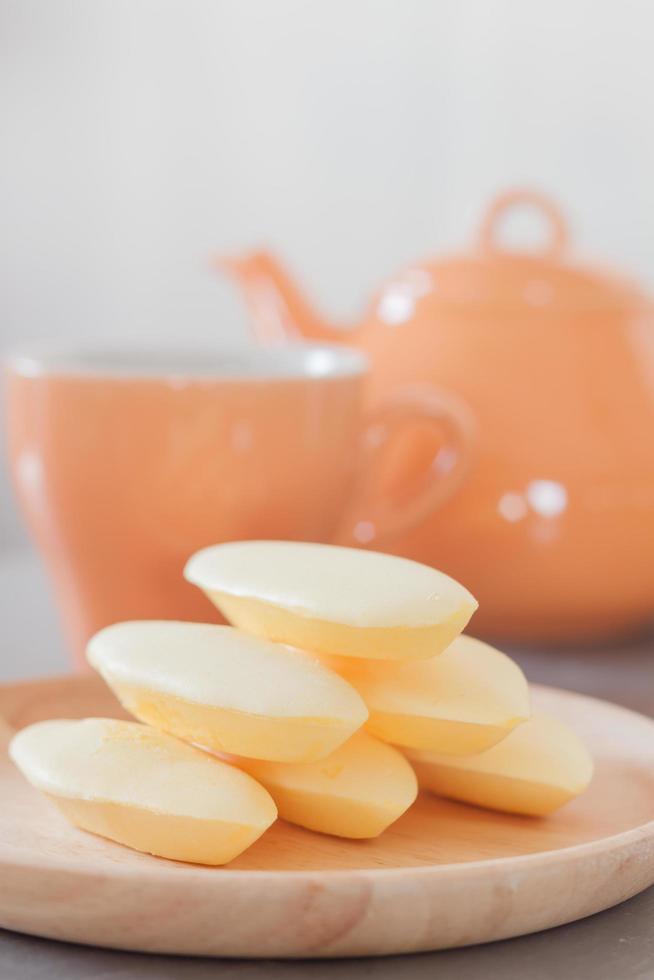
left=5, top=342, right=368, bottom=382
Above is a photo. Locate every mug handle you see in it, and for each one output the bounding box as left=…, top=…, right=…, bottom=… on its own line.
left=335, top=385, right=476, bottom=548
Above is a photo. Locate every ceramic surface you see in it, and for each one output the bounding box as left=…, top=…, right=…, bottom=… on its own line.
left=5, top=345, right=471, bottom=663
left=220, top=191, right=654, bottom=642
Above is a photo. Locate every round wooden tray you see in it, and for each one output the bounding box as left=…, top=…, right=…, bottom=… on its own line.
left=1, top=674, right=653, bottom=958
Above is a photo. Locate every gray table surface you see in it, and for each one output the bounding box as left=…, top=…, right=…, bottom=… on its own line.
left=1, top=549, right=654, bottom=979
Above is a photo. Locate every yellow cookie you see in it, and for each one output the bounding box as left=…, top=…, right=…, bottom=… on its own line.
left=233, top=731, right=418, bottom=838
left=184, top=540, right=477, bottom=660
left=9, top=718, right=277, bottom=864
left=323, top=635, right=529, bottom=754
left=88, top=621, right=368, bottom=763
left=406, top=712, right=593, bottom=816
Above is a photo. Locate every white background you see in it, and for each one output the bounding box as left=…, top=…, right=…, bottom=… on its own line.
left=2, top=0, right=654, bottom=550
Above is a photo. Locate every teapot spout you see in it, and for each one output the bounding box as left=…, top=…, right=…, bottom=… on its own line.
left=213, top=250, right=344, bottom=346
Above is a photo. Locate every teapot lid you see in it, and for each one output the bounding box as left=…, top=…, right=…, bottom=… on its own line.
left=410, top=190, right=646, bottom=315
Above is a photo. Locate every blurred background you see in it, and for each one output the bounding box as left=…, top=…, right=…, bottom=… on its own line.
left=3, top=0, right=654, bottom=679
left=4, top=0, right=654, bottom=546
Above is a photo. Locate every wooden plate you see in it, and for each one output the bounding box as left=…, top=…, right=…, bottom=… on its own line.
left=1, top=674, right=653, bottom=958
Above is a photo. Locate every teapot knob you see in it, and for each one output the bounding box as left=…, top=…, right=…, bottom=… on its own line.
left=478, top=189, right=569, bottom=260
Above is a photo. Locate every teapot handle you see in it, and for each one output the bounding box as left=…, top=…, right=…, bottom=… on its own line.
left=478, top=189, right=569, bottom=260
left=334, top=385, right=476, bottom=549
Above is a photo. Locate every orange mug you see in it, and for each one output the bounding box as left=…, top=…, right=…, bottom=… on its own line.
left=5, top=344, right=475, bottom=666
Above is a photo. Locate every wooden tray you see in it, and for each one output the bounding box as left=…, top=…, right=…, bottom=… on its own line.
left=1, top=674, right=653, bottom=958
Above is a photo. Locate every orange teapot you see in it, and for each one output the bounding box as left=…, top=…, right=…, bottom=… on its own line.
left=216, top=190, right=654, bottom=645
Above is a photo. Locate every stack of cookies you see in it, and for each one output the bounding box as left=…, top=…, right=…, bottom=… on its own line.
left=10, top=542, right=592, bottom=865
